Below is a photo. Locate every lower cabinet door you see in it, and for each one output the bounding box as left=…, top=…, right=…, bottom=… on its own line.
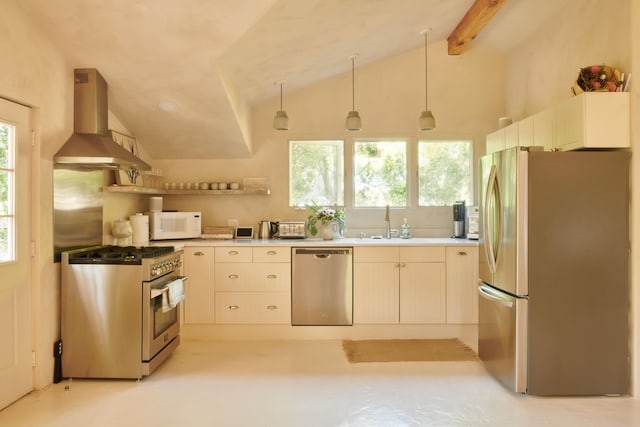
left=353, top=262, right=399, bottom=324
left=399, top=262, right=445, bottom=324
left=215, top=292, right=291, bottom=324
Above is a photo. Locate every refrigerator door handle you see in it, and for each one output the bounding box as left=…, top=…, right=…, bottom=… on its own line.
left=478, top=283, right=513, bottom=308
left=484, top=164, right=500, bottom=273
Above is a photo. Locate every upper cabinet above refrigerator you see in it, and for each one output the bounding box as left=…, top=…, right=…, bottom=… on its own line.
left=486, top=92, right=630, bottom=155
left=554, top=92, right=629, bottom=151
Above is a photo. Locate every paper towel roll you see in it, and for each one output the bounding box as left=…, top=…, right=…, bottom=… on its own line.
left=130, top=213, right=149, bottom=246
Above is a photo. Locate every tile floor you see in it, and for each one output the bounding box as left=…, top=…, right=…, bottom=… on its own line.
left=1, top=339, right=639, bottom=427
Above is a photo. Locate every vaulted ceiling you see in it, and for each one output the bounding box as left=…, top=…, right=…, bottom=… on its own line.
left=16, top=0, right=572, bottom=159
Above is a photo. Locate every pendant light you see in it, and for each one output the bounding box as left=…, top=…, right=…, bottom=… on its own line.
left=419, top=29, right=436, bottom=131
left=345, top=54, right=361, bottom=131
left=273, top=80, right=289, bottom=130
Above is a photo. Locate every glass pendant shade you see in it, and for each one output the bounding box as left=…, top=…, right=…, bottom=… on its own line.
left=345, top=111, right=361, bottom=131
left=419, top=110, right=435, bottom=131
left=273, top=110, right=289, bottom=130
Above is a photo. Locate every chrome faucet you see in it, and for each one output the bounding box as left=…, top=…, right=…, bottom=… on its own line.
left=385, top=205, right=391, bottom=239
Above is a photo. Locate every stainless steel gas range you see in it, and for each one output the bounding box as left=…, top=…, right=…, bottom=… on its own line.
left=61, top=245, right=185, bottom=379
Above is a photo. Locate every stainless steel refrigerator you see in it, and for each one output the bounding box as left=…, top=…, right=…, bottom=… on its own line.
left=478, top=146, right=629, bottom=395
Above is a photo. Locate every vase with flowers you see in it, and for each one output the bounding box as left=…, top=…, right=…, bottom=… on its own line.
left=307, top=205, right=345, bottom=240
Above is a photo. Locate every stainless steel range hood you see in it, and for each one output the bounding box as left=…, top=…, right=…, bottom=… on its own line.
left=54, top=69, right=151, bottom=171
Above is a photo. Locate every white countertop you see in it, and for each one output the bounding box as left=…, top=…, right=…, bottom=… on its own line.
left=154, top=237, right=478, bottom=249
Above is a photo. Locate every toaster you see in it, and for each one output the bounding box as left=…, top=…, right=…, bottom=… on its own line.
left=277, top=221, right=306, bottom=239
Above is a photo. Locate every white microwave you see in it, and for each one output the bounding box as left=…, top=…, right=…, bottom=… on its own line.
left=149, top=211, right=201, bottom=240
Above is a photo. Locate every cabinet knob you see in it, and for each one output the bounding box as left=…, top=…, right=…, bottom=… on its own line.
left=194, top=251, right=204, bottom=256
left=228, top=274, right=239, bottom=279
left=457, top=251, right=467, bottom=256
left=267, top=250, right=277, bottom=255
left=228, top=305, right=239, bottom=310
left=267, top=274, right=277, bottom=279
left=266, top=305, right=277, bottom=310
left=228, top=250, right=239, bottom=255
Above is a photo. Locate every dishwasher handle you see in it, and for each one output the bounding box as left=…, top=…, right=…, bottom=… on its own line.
left=293, top=248, right=352, bottom=256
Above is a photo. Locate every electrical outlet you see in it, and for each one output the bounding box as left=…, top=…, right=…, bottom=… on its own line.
left=227, top=219, right=238, bottom=227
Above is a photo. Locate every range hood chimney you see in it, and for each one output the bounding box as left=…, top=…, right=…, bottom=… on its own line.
left=54, top=69, right=151, bottom=171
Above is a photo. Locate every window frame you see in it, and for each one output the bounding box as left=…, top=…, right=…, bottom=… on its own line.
left=287, top=135, right=476, bottom=215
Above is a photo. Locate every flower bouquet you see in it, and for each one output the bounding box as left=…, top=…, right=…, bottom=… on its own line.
left=307, top=205, right=345, bottom=237
left=572, top=64, right=623, bottom=95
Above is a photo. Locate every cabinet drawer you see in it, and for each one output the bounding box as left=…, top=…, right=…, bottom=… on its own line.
left=253, top=246, right=290, bottom=263
left=354, top=246, right=399, bottom=263
left=254, top=263, right=290, bottom=291
left=215, top=263, right=253, bottom=291
left=215, top=292, right=291, bottom=324
left=399, top=246, right=445, bottom=263
left=215, top=247, right=252, bottom=262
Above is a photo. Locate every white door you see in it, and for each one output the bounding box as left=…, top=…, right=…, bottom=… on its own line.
left=0, top=98, right=32, bottom=409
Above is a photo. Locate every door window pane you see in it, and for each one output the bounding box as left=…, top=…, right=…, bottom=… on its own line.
left=418, top=140, right=473, bottom=206
left=289, top=140, right=344, bottom=207
left=354, top=140, right=407, bottom=207
left=0, top=124, right=9, bottom=168
left=0, top=122, right=14, bottom=262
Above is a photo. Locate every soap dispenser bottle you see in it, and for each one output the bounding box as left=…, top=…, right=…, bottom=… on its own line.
left=400, top=218, right=411, bottom=239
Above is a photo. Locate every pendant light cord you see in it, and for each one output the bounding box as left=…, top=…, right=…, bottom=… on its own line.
left=424, top=32, right=428, bottom=111
left=351, top=56, right=355, bottom=111
left=280, top=83, right=284, bottom=110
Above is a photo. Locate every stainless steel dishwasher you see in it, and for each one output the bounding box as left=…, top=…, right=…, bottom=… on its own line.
left=291, top=247, right=353, bottom=326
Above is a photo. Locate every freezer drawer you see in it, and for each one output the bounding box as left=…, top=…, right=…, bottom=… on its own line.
left=291, top=247, right=353, bottom=326
left=478, top=283, right=528, bottom=393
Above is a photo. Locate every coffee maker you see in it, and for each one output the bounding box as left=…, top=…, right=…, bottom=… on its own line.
left=452, top=201, right=465, bottom=238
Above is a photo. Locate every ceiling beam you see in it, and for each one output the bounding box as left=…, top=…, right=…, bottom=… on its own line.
left=447, top=0, right=507, bottom=55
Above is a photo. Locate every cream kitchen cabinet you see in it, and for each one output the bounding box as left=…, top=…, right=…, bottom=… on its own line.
left=445, top=246, right=479, bottom=324
left=182, top=247, right=216, bottom=323
left=353, top=247, right=399, bottom=324
left=504, top=122, right=519, bottom=149
left=486, top=122, right=519, bottom=155
left=354, top=246, right=445, bottom=324
left=532, top=108, right=554, bottom=151
left=517, top=116, right=534, bottom=148
left=485, top=127, right=506, bottom=155
left=214, top=246, right=252, bottom=262
left=215, top=292, right=290, bottom=324
left=487, top=92, right=629, bottom=155
left=554, top=92, right=629, bottom=151
left=215, top=246, right=291, bottom=324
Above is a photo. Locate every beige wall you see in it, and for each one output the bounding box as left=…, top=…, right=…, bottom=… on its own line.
left=1, top=2, right=72, bottom=389
left=505, top=0, right=631, bottom=120
left=153, top=41, right=505, bottom=237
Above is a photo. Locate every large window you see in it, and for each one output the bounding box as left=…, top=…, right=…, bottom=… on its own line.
left=289, top=140, right=344, bottom=207
left=288, top=138, right=473, bottom=210
left=0, top=122, right=15, bottom=262
left=353, top=140, right=407, bottom=207
left=418, top=140, right=473, bottom=206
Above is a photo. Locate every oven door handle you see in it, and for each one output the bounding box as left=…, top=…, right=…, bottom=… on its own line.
left=150, top=276, right=188, bottom=299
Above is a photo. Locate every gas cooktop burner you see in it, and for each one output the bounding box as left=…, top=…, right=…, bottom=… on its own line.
left=67, top=245, right=175, bottom=265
